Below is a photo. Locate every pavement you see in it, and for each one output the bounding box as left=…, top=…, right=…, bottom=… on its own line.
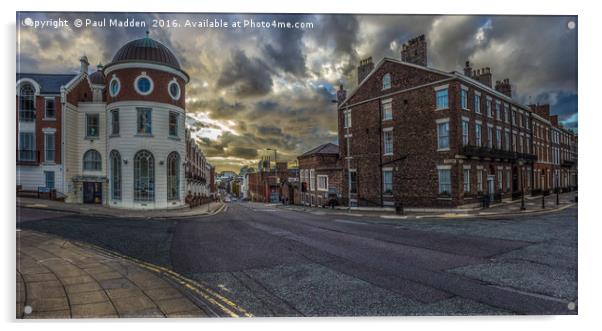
left=16, top=229, right=248, bottom=319
left=17, top=199, right=578, bottom=317
left=16, top=197, right=225, bottom=219
left=275, top=191, right=578, bottom=219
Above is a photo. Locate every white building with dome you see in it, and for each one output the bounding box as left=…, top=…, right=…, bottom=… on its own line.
left=16, top=34, right=214, bottom=209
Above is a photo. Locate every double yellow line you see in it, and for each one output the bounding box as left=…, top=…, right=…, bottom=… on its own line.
left=71, top=241, right=253, bottom=318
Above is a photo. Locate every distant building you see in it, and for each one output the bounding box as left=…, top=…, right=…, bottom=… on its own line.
left=297, top=143, right=343, bottom=207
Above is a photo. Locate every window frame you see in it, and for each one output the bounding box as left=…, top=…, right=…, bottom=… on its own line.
left=382, top=100, right=393, bottom=121
left=168, top=79, right=181, bottom=100
left=462, top=118, right=469, bottom=146
left=134, top=74, right=154, bottom=96
left=382, top=169, right=393, bottom=195
left=436, top=119, right=450, bottom=151
left=383, top=128, right=393, bottom=155
left=463, top=168, right=470, bottom=193
left=44, top=132, right=55, bottom=163
left=44, top=97, right=56, bottom=120
left=437, top=167, right=452, bottom=195
left=109, top=76, right=121, bottom=97
left=317, top=175, right=329, bottom=191
left=111, top=109, right=120, bottom=136
left=435, top=88, right=449, bottom=110
left=83, top=149, right=102, bottom=171
left=110, top=150, right=122, bottom=200
left=136, top=107, right=153, bottom=135
left=134, top=150, right=155, bottom=202
left=18, top=132, right=35, bottom=161
left=86, top=113, right=100, bottom=138
left=167, top=151, right=180, bottom=201
left=382, top=73, right=391, bottom=90
left=169, top=111, right=179, bottom=137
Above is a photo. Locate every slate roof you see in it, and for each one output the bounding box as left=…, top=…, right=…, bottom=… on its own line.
left=300, top=143, right=339, bottom=157
left=16, top=73, right=77, bottom=94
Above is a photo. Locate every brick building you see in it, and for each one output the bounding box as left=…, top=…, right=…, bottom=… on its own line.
left=16, top=34, right=215, bottom=209
left=336, top=35, right=577, bottom=208
left=298, top=143, right=343, bottom=207
left=17, top=73, right=74, bottom=194
left=185, top=128, right=215, bottom=198
left=246, top=160, right=298, bottom=203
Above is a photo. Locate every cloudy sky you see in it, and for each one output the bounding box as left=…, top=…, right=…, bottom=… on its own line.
left=17, top=13, right=578, bottom=173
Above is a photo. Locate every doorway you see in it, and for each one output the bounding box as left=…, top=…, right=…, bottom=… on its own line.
left=83, top=182, right=102, bottom=204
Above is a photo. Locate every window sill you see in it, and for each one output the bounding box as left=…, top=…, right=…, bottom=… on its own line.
left=462, top=108, right=470, bottom=111
left=135, top=133, right=154, bottom=138
left=110, top=134, right=120, bottom=138
left=42, top=162, right=56, bottom=165
left=435, top=107, right=449, bottom=111
left=383, top=153, right=394, bottom=156
left=168, top=136, right=181, bottom=141
left=437, top=148, right=450, bottom=152
left=85, top=136, right=99, bottom=141
left=42, top=117, right=56, bottom=121
left=437, top=197, right=452, bottom=200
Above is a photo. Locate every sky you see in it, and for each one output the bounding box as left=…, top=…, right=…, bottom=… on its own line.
left=17, top=13, right=578, bottom=173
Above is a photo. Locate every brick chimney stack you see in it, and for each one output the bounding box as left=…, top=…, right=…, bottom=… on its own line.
left=464, top=61, right=473, bottom=77
left=472, top=67, right=492, bottom=88
left=79, top=55, right=89, bottom=74
left=401, top=34, right=427, bottom=66
left=495, top=78, right=512, bottom=97
left=336, top=83, right=347, bottom=105
left=529, top=103, right=551, bottom=120
left=357, top=57, right=374, bottom=85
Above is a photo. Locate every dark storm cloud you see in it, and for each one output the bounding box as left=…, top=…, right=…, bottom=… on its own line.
left=217, top=49, right=273, bottom=97
left=255, top=125, right=283, bottom=136
left=263, top=29, right=307, bottom=76
left=187, top=98, right=246, bottom=119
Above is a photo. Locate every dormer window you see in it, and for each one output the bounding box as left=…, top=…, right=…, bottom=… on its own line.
left=382, top=73, right=391, bottom=90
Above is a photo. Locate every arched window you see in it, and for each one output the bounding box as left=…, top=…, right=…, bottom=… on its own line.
left=83, top=149, right=102, bottom=171
left=134, top=150, right=154, bottom=201
left=167, top=152, right=180, bottom=200
left=110, top=150, right=121, bottom=200
left=19, top=84, right=36, bottom=121
left=382, top=73, right=391, bottom=90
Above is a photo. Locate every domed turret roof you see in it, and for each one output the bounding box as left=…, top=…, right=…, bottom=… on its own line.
left=110, top=33, right=181, bottom=69
left=89, top=63, right=105, bottom=85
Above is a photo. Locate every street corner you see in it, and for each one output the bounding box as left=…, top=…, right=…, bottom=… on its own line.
left=16, top=230, right=250, bottom=319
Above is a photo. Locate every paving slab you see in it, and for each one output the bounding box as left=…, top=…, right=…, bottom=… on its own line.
left=16, top=230, right=210, bottom=319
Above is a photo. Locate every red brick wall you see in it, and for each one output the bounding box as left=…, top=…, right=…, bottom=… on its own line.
left=339, top=60, right=536, bottom=207
left=106, top=68, right=186, bottom=109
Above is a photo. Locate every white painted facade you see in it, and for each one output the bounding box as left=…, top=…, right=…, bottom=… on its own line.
left=106, top=101, right=186, bottom=209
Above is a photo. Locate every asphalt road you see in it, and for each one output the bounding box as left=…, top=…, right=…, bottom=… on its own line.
left=17, top=202, right=578, bottom=316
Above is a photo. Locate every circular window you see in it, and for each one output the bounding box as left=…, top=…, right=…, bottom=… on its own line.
left=134, top=75, right=153, bottom=95
left=168, top=80, right=181, bottom=100
left=109, top=77, right=120, bottom=97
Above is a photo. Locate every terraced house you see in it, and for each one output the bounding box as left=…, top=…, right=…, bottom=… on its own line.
left=336, top=35, right=577, bottom=208
left=16, top=34, right=214, bottom=209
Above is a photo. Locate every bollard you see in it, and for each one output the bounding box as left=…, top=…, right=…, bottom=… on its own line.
left=542, top=193, right=545, bottom=209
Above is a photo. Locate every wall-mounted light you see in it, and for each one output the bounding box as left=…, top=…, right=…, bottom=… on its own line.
left=159, top=160, right=165, bottom=165
left=123, top=159, right=128, bottom=165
